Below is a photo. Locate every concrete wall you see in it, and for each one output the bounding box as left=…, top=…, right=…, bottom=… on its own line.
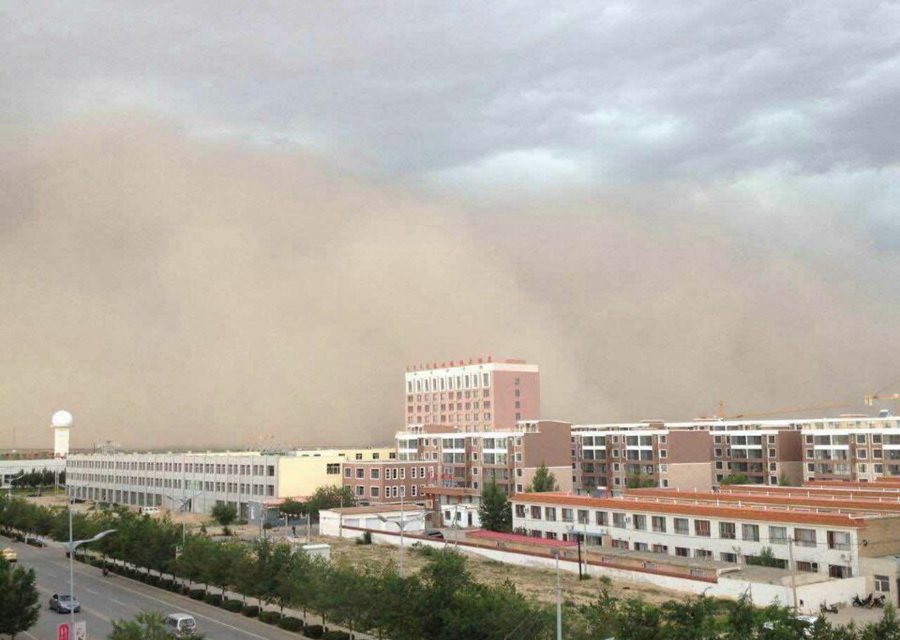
left=334, top=526, right=861, bottom=613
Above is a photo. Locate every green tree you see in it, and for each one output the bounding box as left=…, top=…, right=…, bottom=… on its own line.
left=528, top=463, right=559, bottom=492
left=210, top=503, right=237, bottom=531
left=0, top=559, right=41, bottom=639
left=279, top=498, right=305, bottom=521
left=720, top=473, right=750, bottom=485
left=478, top=481, right=512, bottom=532
left=303, top=485, right=356, bottom=523
left=108, top=611, right=204, bottom=640
left=660, top=595, right=721, bottom=640
left=625, top=474, right=657, bottom=489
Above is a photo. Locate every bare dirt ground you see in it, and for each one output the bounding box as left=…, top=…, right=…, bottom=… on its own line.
left=294, top=533, right=684, bottom=608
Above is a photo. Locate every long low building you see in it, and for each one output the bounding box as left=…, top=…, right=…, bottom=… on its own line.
left=66, top=447, right=394, bottom=517
left=0, top=457, right=66, bottom=487
left=511, top=488, right=900, bottom=603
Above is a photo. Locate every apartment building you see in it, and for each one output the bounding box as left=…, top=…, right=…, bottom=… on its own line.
left=799, top=416, right=900, bottom=482
left=341, top=460, right=437, bottom=503
left=66, top=447, right=394, bottom=518
left=404, top=357, right=539, bottom=432
left=574, top=423, right=712, bottom=492
left=572, top=419, right=808, bottom=491
left=396, top=420, right=572, bottom=526
left=511, top=491, right=900, bottom=582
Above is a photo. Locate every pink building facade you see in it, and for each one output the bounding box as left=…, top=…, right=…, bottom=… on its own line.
left=341, top=460, right=438, bottom=504
left=404, top=358, right=540, bottom=433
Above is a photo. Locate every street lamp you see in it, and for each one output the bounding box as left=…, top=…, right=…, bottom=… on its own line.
left=376, top=507, right=425, bottom=576
left=7, top=471, right=25, bottom=499
left=552, top=549, right=562, bottom=640
left=165, top=491, right=201, bottom=551
left=64, top=501, right=115, bottom=638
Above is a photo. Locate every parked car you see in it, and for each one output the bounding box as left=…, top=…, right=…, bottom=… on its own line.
left=49, top=594, right=81, bottom=613
left=1, top=547, right=17, bottom=562
left=139, top=506, right=160, bottom=516
left=423, top=529, right=444, bottom=539
left=164, top=613, right=197, bottom=637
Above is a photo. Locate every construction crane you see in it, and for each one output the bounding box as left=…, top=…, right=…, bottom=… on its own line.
left=864, top=378, right=900, bottom=406
left=715, top=402, right=853, bottom=420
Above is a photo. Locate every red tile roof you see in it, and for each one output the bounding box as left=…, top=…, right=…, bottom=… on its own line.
left=512, top=492, right=872, bottom=528
left=625, top=488, right=900, bottom=513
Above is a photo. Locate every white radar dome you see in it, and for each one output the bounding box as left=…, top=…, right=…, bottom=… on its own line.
left=51, top=410, right=73, bottom=428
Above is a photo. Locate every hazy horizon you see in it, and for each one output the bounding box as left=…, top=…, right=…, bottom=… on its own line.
left=2, top=3, right=899, bottom=450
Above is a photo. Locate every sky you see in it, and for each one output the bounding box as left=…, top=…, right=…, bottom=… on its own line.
left=2, top=2, right=899, bottom=449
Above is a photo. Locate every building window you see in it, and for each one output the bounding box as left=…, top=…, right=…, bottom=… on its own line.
left=355, top=453, right=363, bottom=460
left=694, top=520, right=711, bottom=537
left=695, top=549, right=713, bottom=559
left=742, top=524, right=760, bottom=542
left=613, top=513, right=626, bottom=528
left=545, top=507, right=557, bottom=521
left=326, top=463, right=340, bottom=475
left=719, top=522, right=736, bottom=539
left=720, top=552, right=737, bottom=563
left=633, top=514, right=647, bottom=531
left=675, top=547, right=690, bottom=557
left=371, top=487, right=379, bottom=498
left=875, top=575, right=890, bottom=592
left=595, top=511, right=608, bottom=526
left=794, top=529, right=817, bottom=547
left=515, top=505, right=526, bottom=518
left=530, top=506, right=541, bottom=519
left=827, top=531, right=851, bottom=550
left=674, top=518, right=689, bottom=535
left=769, top=526, right=787, bottom=545
left=356, top=468, right=364, bottom=479
left=356, top=485, right=364, bottom=496
left=652, top=516, right=666, bottom=533
left=370, top=468, right=380, bottom=479
left=344, top=468, right=352, bottom=478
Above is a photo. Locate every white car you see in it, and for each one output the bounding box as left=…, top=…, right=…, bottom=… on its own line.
left=164, top=613, right=197, bottom=638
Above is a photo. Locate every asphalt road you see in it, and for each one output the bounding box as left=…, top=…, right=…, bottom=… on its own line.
left=9, top=540, right=311, bottom=640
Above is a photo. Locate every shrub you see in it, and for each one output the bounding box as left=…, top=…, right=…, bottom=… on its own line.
left=159, top=579, right=173, bottom=590
left=322, top=632, right=349, bottom=640
left=356, top=531, right=372, bottom=545
left=278, top=617, right=302, bottom=632
left=204, top=593, right=223, bottom=606
left=302, top=625, right=323, bottom=639
left=242, top=605, right=259, bottom=618
left=222, top=599, right=244, bottom=612
left=188, top=589, right=206, bottom=601
left=259, top=611, right=281, bottom=624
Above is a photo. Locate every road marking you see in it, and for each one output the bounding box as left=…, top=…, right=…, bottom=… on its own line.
left=101, top=581, right=287, bottom=640
left=84, top=588, right=100, bottom=595
left=110, top=598, right=133, bottom=608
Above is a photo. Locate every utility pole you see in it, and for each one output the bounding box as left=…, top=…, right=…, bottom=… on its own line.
left=787, top=536, right=799, bottom=614
left=555, top=551, right=562, bottom=640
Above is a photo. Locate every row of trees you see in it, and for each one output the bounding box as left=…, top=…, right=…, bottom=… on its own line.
left=6, top=492, right=900, bottom=639
left=9, top=468, right=65, bottom=490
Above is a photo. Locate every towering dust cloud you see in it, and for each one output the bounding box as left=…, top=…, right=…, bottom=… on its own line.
left=0, top=117, right=898, bottom=449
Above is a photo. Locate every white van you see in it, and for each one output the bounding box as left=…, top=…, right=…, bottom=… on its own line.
left=164, top=613, right=197, bottom=637
left=139, top=506, right=160, bottom=516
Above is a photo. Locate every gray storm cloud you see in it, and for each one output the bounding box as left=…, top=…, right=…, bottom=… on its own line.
left=1, top=117, right=899, bottom=450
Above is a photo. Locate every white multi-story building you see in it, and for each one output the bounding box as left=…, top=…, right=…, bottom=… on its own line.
left=66, top=447, right=394, bottom=518
left=511, top=491, right=900, bottom=582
